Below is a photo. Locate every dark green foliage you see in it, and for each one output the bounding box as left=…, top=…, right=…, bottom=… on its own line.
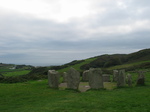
left=0, top=76, right=27, bottom=83
left=126, top=48, right=150, bottom=62
left=0, top=74, right=4, bottom=80
left=80, top=54, right=127, bottom=70
left=80, top=48, right=150, bottom=70
left=0, top=67, right=49, bottom=83
left=15, top=65, right=34, bottom=70
left=28, top=67, right=48, bottom=75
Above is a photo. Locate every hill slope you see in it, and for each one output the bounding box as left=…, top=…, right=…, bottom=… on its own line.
left=79, top=48, right=150, bottom=70
left=1, top=48, right=150, bottom=83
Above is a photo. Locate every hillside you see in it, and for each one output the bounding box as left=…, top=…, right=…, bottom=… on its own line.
left=0, top=48, right=150, bottom=83
left=79, top=48, right=150, bottom=71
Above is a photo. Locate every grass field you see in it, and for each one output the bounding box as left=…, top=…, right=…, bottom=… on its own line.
left=1, top=70, right=31, bottom=77
left=0, top=70, right=150, bottom=112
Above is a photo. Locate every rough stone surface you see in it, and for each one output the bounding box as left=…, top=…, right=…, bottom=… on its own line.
left=117, top=69, right=126, bottom=87
left=88, top=68, right=104, bottom=89
left=82, top=70, right=89, bottom=81
left=103, top=74, right=111, bottom=82
left=67, top=67, right=80, bottom=90
left=62, top=72, right=67, bottom=82
left=113, top=70, right=119, bottom=82
left=48, top=70, right=60, bottom=88
left=127, top=74, right=132, bottom=87
left=136, top=71, right=145, bottom=86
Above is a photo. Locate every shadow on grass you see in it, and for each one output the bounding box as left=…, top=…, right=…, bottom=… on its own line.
left=86, top=88, right=106, bottom=92
left=65, top=88, right=81, bottom=93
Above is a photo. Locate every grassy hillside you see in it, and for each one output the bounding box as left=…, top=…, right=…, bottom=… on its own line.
left=78, top=48, right=150, bottom=71
left=50, top=48, right=150, bottom=73
left=58, top=57, right=97, bottom=73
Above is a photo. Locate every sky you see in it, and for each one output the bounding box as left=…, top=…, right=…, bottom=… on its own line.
left=0, top=0, right=150, bottom=66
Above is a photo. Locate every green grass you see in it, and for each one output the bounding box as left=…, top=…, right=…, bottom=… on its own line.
left=108, top=60, right=150, bottom=70
left=58, top=57, right=97, bottom=72
left=0, top=70, right=150, bottom=112
left=1, top=70, right=31, bottom=77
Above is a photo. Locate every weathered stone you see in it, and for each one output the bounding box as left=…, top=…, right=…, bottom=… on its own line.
left=136, top=71, right=145, bottom=86
left=62, top=72, right=67, bottom=82
left=113, top=70, right=119, bottom=82
left=117, top=69, right=126, bottom=87
left=127, top=74, right=132, bottom=87
left=88, top=68, right=104, bottom=89
left=48, top=70, right=60, bottom=88
left=82, top=70, right=89, bottom=81
left=67, top=67, right=80, bottom=90
left=103, top=74, right=111, bottom=82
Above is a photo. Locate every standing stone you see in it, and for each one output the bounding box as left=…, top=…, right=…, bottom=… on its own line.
left=48, top=70, right=60, bottom=88
left=88, top=68, right=104, bottom=89
left=113, top=70, right=119, bottom=82
left=136, top=71, right=145, bottom=86
left=62, top=72, right=67, bottom=82
left=67, top=67, right=80, bottom=90
left=103, top=74, right=111, bottom=82
left=82, top=70, right=89, bottom=81
left=127, top=74, right=132, bottom=87
left=117, top=69, right=126, bottom=87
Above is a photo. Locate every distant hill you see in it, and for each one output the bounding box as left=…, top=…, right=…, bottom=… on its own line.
left=80, top=48, right=150, bottom=70
left=1, top=48, right=150, bottom=83
left=52, top=48, right=150, bottom=72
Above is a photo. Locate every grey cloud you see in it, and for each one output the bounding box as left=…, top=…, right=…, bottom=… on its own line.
left=89, top=0, right=150, bottom=28
left=0, top=1, right=150, bottom=66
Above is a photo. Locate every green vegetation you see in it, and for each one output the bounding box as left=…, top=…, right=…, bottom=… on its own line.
left=0, top=70, right=150, bottom=112
left=0, top=48, right=150, bottom=111
left=58, top=57, right=97, bottom=72
left=108, top=60, right=150, bottom=71
left=80, top=48, right=150, bottom=71
left=2, top=70, right=31, bottom=77
left=1, top=48, right=150, bottom=83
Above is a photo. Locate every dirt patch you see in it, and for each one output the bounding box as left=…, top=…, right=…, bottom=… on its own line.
left=59, top=82, right=90, bottom=92
left=59, top=82, right=116, bottom=92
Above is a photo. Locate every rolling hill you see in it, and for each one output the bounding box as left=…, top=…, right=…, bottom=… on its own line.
left=56, top=48, right=150, bottom=72
left=0, top=48, right=150, bottom=83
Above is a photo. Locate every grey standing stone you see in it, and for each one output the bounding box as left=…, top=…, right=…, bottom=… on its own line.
left=103, top=74, right=111, bottom=82
left=62, top=72, right=67, bottom=82
left=136, top=71, right=145, bottom=86
left=88, top=68, right=104, bottom=89
left=67, top=67, right=80, bottom=90
left=48, top=70, right=60, bottom=88
left=82, top=70, right=89, bottom=81
left=127, top=74, right=132, bottom=87
left=113, top=70, right=119, bottom=82
left=117, top=69, right=126, bottom=87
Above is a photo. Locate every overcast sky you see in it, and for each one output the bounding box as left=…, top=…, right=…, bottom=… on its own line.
left=0, top=0, right=150, bottom=66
